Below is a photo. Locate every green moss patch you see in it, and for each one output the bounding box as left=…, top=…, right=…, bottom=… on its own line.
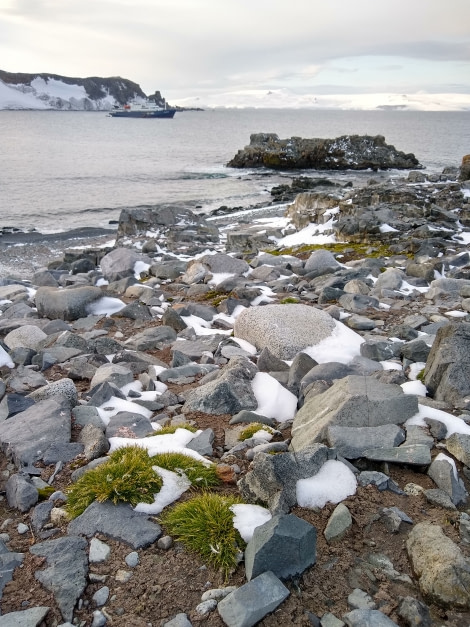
left=161, top=493, right=244, bottom=576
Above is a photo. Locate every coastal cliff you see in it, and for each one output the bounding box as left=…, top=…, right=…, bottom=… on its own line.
left=0, top=69, right=170, bottom=111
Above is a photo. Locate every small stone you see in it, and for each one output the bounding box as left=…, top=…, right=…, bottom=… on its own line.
left=196, top=599, right=217, bottom=615
left=125, top=551, right=139, bottom=567
left=93, top=586, right=109, bottom=607
left=115, top=569, right=132, bottom=583
left=91, top=610, right=107, bottom=627
left=201, top=587, right=237, bottom=602
left=17, top=523, right=29, bottom=534
left=157, top=535, right=174, bottom=550
left=89, top=538, right=111, bottom=563
left=50, top=507, right=70, bottom=526
left=320, top=613, right=345, bottom=627
left=348, top=588, right=377, bottom=610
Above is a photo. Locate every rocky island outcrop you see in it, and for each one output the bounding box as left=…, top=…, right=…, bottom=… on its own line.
left=227, top=133, right=422, bottom=170
left=1, top=162, right=470, bottom=626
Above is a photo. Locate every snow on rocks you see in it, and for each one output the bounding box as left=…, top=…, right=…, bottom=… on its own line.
left=1, top=168, right=470, bottom=624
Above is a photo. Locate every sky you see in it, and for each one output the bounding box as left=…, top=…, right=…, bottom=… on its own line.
left=1, top=0, right=470, bottom=108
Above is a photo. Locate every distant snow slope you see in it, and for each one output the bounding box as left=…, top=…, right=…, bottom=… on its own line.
left=0, top=77, right=117, bottom=110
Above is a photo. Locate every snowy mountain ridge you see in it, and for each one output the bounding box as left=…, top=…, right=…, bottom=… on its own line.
left=0, top=70, right=155, bottom=111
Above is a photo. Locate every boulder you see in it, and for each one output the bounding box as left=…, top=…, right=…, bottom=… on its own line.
left=3, top=325, right=47, bottom=351
left=238, top=444, right=330, bottom=514
left=0, top=607, right=50, bottom=627
left=234, top=304, right=336, bottom=360
left=30, top=536, right=88, bottom=623
left=35, top=286, right=103, bottom=321
left=100, top=247, right=149, bottom=283
left=290, top=376, right=418, bottom=452
left=244, top=514, right=317, bottom=581
left=227, top=134, right=421, bottom=170
left=406, top=522, right=470, bottom=608
left=115, top=205, right=219, bottom=250
left=424, top=322, right=470, bottom=409
left=67, top=501, right=162, bottom=549
left=217, top=571, right=289, bottom=627
left=326, top=424, right=405, bottom=459
left=0, top=399, right=71, bottom=466
left=183, top=357, right=258, bottom=415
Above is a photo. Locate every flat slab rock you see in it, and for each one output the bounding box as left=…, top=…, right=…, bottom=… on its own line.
left=67, top=500, right=162, bottom=549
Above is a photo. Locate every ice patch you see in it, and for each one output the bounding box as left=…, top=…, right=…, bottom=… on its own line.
left=406, top=404, right=470, bottom=438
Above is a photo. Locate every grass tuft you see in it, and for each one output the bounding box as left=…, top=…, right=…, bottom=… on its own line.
left=161, top=493, right=244, bottom=576
left=153, top=424, right=197, bottom=436
left=65, top=445, right=163, bottom=519
left=151, top=452, right=220, bottom=488
left=238, top=423, right=274, bottom=441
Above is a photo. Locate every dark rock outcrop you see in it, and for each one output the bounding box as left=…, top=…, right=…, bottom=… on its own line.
left=227, top=133, right=421, bottom=170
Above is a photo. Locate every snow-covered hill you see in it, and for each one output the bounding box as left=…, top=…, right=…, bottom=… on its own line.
left=0, top=71, right=151, bottom=111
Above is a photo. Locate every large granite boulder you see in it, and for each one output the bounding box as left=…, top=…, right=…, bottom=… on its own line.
left=234, top=304, right=336, bottom=360
left=290, top=375, right=418, bottom=451
left=227, top=133, right=421, bottom=170
left=424, top=322, right=470, bottom=409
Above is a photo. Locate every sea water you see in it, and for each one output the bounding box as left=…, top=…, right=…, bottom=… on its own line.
left=1, top=108, right=468, bottom=233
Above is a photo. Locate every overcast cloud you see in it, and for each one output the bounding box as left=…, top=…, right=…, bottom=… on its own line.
left=1, top=0, right=469, bottom=107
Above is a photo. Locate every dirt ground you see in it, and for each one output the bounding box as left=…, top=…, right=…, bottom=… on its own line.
left=2, top=417, right=470, bottom=627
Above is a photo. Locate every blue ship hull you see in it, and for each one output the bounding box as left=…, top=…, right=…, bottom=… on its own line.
left=109, top=109, right=176, bottom=119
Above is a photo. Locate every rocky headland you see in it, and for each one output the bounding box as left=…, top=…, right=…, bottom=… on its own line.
left=0, top=153, right=470, bottom=626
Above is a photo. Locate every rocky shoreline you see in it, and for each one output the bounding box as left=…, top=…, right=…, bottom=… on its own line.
left=0, top=158, right=470, bottom=627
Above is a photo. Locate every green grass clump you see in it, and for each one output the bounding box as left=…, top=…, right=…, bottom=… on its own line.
left=417, top=368, right=426, bottom=382
left=154, top=424, right=197, bottom=435
left=279, top=297, right=299, bottom=304
left=151, top=452, right=220, bottom=488
left=66, top=446, right=163, bottom=519
left=238, top=423, right=274, bottom=441
left=161, top=493, right=244, bottom=576
left=37, top=486, right=56, bottom=501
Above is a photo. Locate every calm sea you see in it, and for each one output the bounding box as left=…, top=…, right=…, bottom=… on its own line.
left=1, top=109, right=468, bottom=233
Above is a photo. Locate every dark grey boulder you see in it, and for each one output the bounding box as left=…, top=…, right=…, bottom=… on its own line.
left=79, top=424, right=110, bottom=461
left=186, top=428, right=215, bottom=456
left=184, top=357, right=258, bottom=415
left=424, top=322, right=470, bottom=409
left=30, top=536, right=88, bottom=623
left=257, top=347, right=289, bottom=373
left=291, top=376, right=418, bottom=451
left=126, top=324, right=176, bottom=351
left=238, top=444, right=330, bottom=514
left=229, top=410, right=276, bottom=428
left=89, top=363, right=133, bottom=391
left=162, top=307, right=187, bottom=332
left=427, top=455, right=467, bottom=506
left=171, top=335, right=226, bottom=360
left=0, top=393, right=35, bottom=421
left=158, top=364, right=218, bottom=383
left=363, top=444, right=431, bottom=466
left=106, top=412, right=154, bottom=439
left=326, top=424, right=405, bottom=459
left=100, top=247, right=149, bottom=283
left=397, top=597, right=432, bottom=627
left=360, top=339, right=400, bottom=362
left=0, top=399, right=71, bottom=466
left=217, top=571, right=289, bottom=627
left=31, top=501, right=54, bottom=534
left=67, top=501, right=162, bottom=549
left=343, top=609, right=399, bottom=626
left=287, top=352, right=318, bottom=396
left=0, top=606, right=50, bottom=626
left=114, top=301, right=152, bottom=321
left=28, top=378, right=78, bottom=410
left=338, top=293, right=380, bottom=313
left=5, top=473, right=38, bottom=512
left=244, top=514, right=317, bottom=581
left=35, top=286, right=103, bottom=321
left=43, top=442, right=84, bottom=465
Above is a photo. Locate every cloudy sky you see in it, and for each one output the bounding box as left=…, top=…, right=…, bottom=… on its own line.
left=1, top=0, right=470, bottom=108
